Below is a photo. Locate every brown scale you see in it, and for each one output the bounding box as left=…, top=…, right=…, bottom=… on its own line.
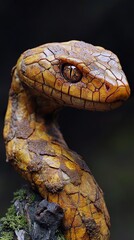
left=4, top=40, right=130, bottom=240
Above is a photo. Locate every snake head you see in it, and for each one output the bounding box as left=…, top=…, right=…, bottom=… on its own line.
left=16, top=40, right=130, bottom=111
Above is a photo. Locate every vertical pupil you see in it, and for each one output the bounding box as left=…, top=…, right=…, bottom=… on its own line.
left=62, top=64, right=82, bottom=82
left=70, top=66, right=74, bottom=78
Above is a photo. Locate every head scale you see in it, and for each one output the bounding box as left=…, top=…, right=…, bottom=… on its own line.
left=16, top=40, right=130, bottom=111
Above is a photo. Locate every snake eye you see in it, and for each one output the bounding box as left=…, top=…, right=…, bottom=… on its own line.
left=62, top=64, right=82, bottom=83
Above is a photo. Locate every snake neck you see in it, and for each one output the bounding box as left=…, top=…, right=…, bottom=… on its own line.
left=4, top=68, right=110, bottom=240
left=4, top=68, right=75, bottom=162
left=4, top=68, right=90, bottom=193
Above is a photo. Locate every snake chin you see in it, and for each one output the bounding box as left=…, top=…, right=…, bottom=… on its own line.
left=82, top=99, right=123, bottom=111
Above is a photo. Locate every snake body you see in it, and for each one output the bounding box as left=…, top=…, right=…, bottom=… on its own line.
left=4, top=41, right=130, bottom=240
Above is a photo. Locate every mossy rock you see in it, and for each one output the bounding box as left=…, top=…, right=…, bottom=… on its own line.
left=0, top=187, right=66, bottom=240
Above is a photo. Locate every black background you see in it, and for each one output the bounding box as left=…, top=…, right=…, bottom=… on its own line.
left=0, top=0, right=134, bottom=239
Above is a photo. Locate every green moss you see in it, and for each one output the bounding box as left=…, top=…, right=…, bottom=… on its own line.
left=13, top=188, right=27, bottom=202
left=0, top=231, right=14, bottom=240
left=0, top=204, right=27, bottom=240
left=56, top=231, right=66, bottom=240
left=28, top=192, right=36, bottom=203
left=13, top=188, right=36, bottom=203
left=0, top=188, right=65, bottom=240
left=0, top=205, right=27, bottom=231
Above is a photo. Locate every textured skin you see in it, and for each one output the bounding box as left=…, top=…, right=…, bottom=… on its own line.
left=4, top=41, right=130, bottom=240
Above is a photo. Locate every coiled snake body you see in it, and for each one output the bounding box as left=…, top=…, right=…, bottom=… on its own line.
left=4, top=41, right=130, bottom=240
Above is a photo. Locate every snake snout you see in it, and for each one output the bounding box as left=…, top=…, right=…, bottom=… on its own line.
left=106, top=84, right=130, bottom=103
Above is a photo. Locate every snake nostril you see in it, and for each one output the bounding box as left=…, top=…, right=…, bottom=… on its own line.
left=105, top=83, right=110, bottom=91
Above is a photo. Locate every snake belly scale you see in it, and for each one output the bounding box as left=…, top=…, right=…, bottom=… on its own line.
left=4, top=41, right=130, bottom=240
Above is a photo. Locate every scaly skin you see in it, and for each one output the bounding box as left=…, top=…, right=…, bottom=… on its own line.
left=4, top=41, right=130, bottom=240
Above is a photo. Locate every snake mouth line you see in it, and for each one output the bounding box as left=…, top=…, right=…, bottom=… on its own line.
left=68, top=97, right=124, bottom=111
left=23, top=80, right=124, bottom=111
left=18, top=68, right=128, bottom=112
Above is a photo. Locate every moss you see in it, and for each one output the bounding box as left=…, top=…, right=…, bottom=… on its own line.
left=0, top=204, right=27, bottom=240
left=28, top=192, right=36, bottom=203
left=0, top=188, right=65, bottom=240
left=56, top=231, right=66, bottom=240
left=13, top=188, right=36, bottom=203
left=13, top=188, right=27, bottom=202
left=0, top=231, right=14, bottom=240
left=0, top=205, right=27, bottom=231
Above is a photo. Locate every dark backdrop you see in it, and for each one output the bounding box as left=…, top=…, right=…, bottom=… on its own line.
left=0, top=0, right=134, bottom=239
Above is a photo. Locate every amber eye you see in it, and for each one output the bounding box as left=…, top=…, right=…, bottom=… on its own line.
left=62, top=64, right=82, bottom=83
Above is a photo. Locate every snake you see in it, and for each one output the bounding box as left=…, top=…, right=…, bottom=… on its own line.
left=4, top=40, right=130, bottom=240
